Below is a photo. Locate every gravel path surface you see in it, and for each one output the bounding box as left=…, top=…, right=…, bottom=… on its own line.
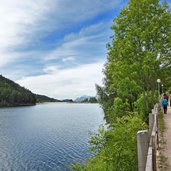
left=163, top=106, right=171, bottom=170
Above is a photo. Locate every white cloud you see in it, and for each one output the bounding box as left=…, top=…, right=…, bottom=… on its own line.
left=16, top=60, right=105, bottom=99
left=43, top=65, right=60, bottom=74
left=0, top=0, right=125, bottom=98
left=0, top=0, right=53, bottom=67
left=62, top=57, right=75, bottom=62
left=0, top=0, right=121, bottom=68
left=43, top=22, right=111, bottom=63
left=43, top=0, right=120, bottom=30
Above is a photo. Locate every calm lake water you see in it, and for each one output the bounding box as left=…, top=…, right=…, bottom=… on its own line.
left=0, top=103, right=104, bottom=171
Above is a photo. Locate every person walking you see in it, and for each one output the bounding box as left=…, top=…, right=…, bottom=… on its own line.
left=168, top=93, right=171, bottom=107
left=165, top=93, right=169, bottom=102
left=162, top=96, right=168, bottom=114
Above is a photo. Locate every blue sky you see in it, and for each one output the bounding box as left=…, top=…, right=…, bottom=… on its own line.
left=0, top=0, right=170, bottom=99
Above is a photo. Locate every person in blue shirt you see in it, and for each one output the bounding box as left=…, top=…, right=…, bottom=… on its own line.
left=162, top=96, right=168, bottom=114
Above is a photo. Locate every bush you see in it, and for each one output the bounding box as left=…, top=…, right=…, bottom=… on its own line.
left=71, top=114, right=147, bottom=171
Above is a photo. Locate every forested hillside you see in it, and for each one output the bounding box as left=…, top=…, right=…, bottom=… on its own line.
left=0, top=75, right=36, bottom=107
left=72, top=0, right=171, bottom=170
left=35, top=94, right=61, bottom=103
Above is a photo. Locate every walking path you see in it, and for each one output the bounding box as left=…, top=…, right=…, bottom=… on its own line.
left=162, top=106, right=171, bottom=170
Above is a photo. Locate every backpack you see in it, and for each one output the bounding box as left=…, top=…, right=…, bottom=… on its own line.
left=162, top=98, right=168, bottom=106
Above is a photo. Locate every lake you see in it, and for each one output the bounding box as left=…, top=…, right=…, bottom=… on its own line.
left=0, top=103, right=104, bottom=171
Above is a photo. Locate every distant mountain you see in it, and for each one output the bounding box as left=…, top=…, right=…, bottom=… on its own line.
left=75, top=95, right=91, bottom=102
left=0, top=75, right=36, bottom=107
left=35, top=94, right=61, bottom=103
left=75, top=96, right=97, bottom=103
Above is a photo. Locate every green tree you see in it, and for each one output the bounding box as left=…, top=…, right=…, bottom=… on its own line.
left=98, top=0, right=171, bottom=123
left=72, top=115, right=147, bottom=171
left=88, top=97, right=97, bottom=103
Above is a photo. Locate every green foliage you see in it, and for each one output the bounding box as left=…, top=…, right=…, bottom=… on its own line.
left=113, top=97, right=124, bottom=116
left=97, top=0, right=171, bottom=124
left=72, top=115, right=147, bottom=171
left=0, top=75, right=36, bottom=107
left=88, top=125, right=106, bottom=154
left=103, top=97, right=131, bottom=123
left=35, top=94, right=60, bottom=103
left=134, top=91, right=158, bottom=121
left=88, top=97, right=98, bottom=103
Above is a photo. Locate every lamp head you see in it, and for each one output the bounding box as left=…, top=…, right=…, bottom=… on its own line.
left=157, top=79, right=161, bottom=83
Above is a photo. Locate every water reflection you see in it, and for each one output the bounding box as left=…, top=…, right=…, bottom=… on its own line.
left=0, top=103, right=103, bottom=171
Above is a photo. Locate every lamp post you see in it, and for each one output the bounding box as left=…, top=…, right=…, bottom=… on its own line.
left=157, top=79, right=161, bottom=100
left=161, top=84, right=164, bottom=94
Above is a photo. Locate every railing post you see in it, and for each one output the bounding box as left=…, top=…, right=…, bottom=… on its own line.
left=152, top=136, right=157, bottom=171
left=137, top=130, right=149, bottom=171
left=153, top=104, right=159, bottom=149
left=149, top=113, right=154, bottom=141
left=156, top=117, right=159, bottom=149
